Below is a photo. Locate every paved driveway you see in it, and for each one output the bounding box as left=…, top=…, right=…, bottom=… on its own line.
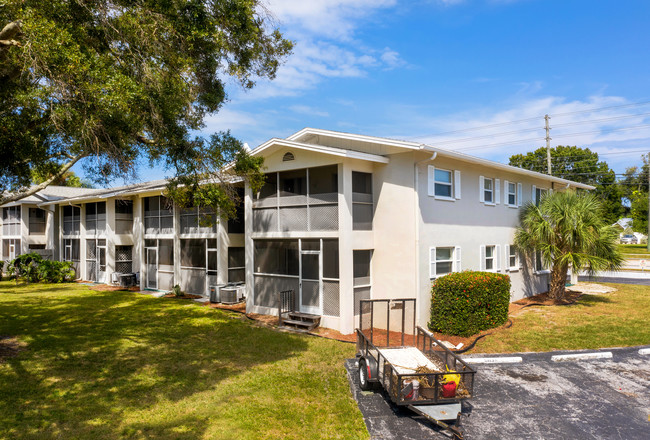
left=346, top=346, right=650, bottom=439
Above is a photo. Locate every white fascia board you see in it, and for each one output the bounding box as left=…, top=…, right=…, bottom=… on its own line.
left=252, top=138, right=390, bottom=164
left=286, top=128, right=423, bottom=151
left=422, top=146, right=595, bottom=190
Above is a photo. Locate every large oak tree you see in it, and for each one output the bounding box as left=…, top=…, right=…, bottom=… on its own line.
left=0, top=0, right=292, bottom=213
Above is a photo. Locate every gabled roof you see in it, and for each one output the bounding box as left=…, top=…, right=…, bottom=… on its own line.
left=252, top=138, right=390, bottom=164
left=283, top=128, right=594, bottom=190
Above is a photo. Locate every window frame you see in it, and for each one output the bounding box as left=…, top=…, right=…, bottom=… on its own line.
left=429, top=246, right=461, bottom=279
left=433, top=168, right=454, bottom=200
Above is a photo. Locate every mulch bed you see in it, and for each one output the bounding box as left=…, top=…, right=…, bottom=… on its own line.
left=0, top=336, right=27, bottom=363
left=162, top=293, right=204, bottom=299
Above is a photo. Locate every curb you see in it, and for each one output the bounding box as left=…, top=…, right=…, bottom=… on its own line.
left=639, top=348, right=650, bottom=355
left=551, top=352, right=613, bottom=362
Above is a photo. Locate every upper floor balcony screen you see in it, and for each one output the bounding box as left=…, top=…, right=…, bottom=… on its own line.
left=253, top=165, right=339, bottom=233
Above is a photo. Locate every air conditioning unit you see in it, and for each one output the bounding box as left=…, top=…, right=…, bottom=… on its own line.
left=220, top=286, right=239, bottom=304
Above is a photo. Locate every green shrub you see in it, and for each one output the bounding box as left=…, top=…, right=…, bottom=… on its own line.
left=0, top=260, right=4, bottom=274
left=172, top=284, right=184, bottom=297
left=7, top=253, right=75, bottom=283
left=429, top=271, right=511, bottom=337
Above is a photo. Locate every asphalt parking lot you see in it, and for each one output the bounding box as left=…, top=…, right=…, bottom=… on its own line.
left=346, top=346, right=650, bottom=439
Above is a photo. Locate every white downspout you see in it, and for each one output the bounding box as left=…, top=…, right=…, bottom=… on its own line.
left=414, top=151, right=437, bottom=328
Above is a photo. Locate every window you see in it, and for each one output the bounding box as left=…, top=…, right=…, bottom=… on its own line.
left=254, top=240, right=299, bottom=276
left=228, top=247, right=245, bottom=282
left=29, top=244, right=46, bottom=250
left=505, top=181, right=521, bottom=207
left=115, top=200, right=133, bottom=235
left=483, top=178, right=493, bottom=203
left=533, top=186, right=548, bottom=207
left=85, top=202, right=106, bottom=235
left=434, top=169, right=452, bottom=198
left=63, top=238, right=80, bottom=262
left=181, top=239, right=206, bottom=268
left=427, top=166, right=461, bottom=200
left=2, top=206, right=21, bottom=236
left=352, top=171, right=373, bottom=230
left=429, top=246, right=460, bottom=278
left=322, top=239, right=339, bottom=279
left=505, top=245, right=519, bottom=271
left=534, top=251, right=549, bottom=273
left=480, top=245, right=501, bottom=272
left=227, top=187, right=245, bottom=234
left=180, top=206, right=217, bottom=235
left=63, top=206, right=80, bottom=236
left=480, top=177, right=500, bottom=205
left=144, top=196, right=173, bottom=235
left=29, top=208, right=46, bottom=235
left=353, top=250, right=372, bottom=286
left=116, top=245, right=133, bottom=273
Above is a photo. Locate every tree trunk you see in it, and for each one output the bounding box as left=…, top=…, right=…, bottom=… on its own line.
left=548, top=262, right=569, bottom=300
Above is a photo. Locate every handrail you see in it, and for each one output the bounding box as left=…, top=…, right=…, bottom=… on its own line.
left=277, top=289, right=295, bottom=326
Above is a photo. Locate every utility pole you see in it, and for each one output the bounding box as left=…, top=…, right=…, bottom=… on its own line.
left=545, top=114, right=552, bottom=175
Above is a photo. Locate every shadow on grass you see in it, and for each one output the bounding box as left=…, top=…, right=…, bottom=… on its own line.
left=0, top=289, right=308, bottom=439
left=569, top=294, right=614, bottom=307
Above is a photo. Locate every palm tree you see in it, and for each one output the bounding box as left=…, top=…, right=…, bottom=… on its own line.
left=515, top=190, right=624, bottom=300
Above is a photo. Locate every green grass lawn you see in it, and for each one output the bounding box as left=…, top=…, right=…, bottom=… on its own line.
left=0, top=281, right=368, bottom=440
left=618, top=244, right=650, bottom=256
left=472, top=283, right=650, bottom=353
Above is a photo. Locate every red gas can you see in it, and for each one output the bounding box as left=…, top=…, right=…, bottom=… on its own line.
left=441, top=381, right=457, bottom=398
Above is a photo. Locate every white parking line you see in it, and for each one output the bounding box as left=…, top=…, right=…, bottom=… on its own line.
left=551, top=352, right=612, bottom=362
left=463, top=356, right=523, bottom=364
left=639, top=348, right=650, bottom=355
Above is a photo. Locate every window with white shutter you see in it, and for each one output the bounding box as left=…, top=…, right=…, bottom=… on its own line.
left=430, top=246, right=460, bottom=278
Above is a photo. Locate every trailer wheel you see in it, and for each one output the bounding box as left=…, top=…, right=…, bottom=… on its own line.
left=358, top=358, right=373, bottom=391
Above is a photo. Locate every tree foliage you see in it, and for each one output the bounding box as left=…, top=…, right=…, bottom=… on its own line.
left=515, top=191, right=623, bottom=300
left=0, top=0, right=292, bottom=210
left=619, top=156, right=649, bottom=233
left=509, top=146, right=624, bottom=224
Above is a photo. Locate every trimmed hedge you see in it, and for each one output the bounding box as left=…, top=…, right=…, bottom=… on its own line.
left=429, top=271, right=511, bottom=337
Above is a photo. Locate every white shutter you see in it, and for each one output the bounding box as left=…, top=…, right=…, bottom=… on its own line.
left=480, top=245, right=486, bottom=270
left=495, top=245, right=501, bottom=271
left=479, top=176, right=485, bottom=203
left=428, top=166, right=435, bottom=196
left=504, top=244, right=510, bottom=271
left=495, top=179, right=501, bottom=204
left=430, top=247, right=436, bottom=278
left=517, top=183, right=523, bottom=207
left=504, top=180, right=509, bottom=206
left=455, top=246, right=461, bottom=272
left=454, top=170, right=461, bottom=199
left=532, top=185, right=537, bottom=205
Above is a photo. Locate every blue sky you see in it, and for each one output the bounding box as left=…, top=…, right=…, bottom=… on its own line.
left=88, top=0, right=650, bottom=184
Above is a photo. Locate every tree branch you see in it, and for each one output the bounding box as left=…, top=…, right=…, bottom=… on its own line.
left=0, top=153, right=87, bottom=205
left=0, top=21, right=22, bottom=41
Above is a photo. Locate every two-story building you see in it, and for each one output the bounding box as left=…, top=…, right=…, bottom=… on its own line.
left=1, top=128, right=592, bottom=335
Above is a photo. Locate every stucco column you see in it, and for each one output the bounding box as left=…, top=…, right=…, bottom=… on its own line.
left=173, top=202, right=181, bottom=289
left=45, top=208, right=55, bottom=255
left=20, top=205, right=28, bottom=254
left=244, top=183, right=254, bottom=312
left=106, top=199, right=116, bottom=283
left=217, top=213, right=228, bottom=285
left=133, top=197, right=144, bottom=289
left=338, top=162, right=355, bottom=335
left=79, top=204, right=87, bottom=281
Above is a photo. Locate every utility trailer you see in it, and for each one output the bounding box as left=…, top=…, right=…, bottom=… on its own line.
left=355, top=299, right=476, bottom=439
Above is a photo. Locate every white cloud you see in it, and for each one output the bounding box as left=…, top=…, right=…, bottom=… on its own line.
left=264, top=0, right=397, bottom=41
left=393, top=95, right=650, bottom=172
left=239, top=1, right=404, bottom=98
left=380, top=47, right=406, bottom=69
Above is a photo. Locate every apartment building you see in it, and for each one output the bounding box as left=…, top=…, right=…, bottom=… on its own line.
left=0, top=128, right=592, bottom=334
